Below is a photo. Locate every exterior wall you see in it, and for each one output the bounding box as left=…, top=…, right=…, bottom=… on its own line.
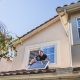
left=0, top=58, right=12, bottom=72
left=71, top=45, right=80, bottom=67
left=11, top=20, right=71, bottom=71
left=70, top=13, right=80, bottom=45
left=70, top=12, right=80, bottom=67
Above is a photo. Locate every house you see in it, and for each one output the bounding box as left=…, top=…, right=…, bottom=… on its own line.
left=0, top=1, right=80, bottom=80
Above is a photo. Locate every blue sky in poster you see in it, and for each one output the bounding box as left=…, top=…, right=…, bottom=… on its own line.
left=42, top=46, right=55, bottom=63
left=0, top=0, right=76, bottom=37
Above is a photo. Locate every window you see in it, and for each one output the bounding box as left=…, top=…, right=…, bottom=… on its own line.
left=77, top=18, right=80, bottom=38
left=29, top=45, right=56, bottom=64
left=42, top=46, right=56, bottom=63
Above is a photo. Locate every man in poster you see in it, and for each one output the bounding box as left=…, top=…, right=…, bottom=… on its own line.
left=28, top=50, right=49, bottom=70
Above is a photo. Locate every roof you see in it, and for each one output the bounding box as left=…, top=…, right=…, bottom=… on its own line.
left=14, top=15, right=59, bottom=46
left=0, top=69, right=56, bottom=76
left=56, top=1, right=80, bottom=13
left=20, top=15, right=58, bottom=39
left=14, top=1, right=80, bottom=46
left=0, top=67, right=79, bottom=76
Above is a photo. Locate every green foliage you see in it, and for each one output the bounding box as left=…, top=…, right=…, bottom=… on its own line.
left=0, top=22, right=19, bottom=60
left=0, top=30, right=17, bottom=59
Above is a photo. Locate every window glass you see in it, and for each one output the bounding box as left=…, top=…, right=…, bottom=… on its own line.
left=78, top=28, right=80, bottom=38
left=42, top=46, right=55, bottom=63
left=77, top=18, right=80, bottom=38
left=77, top=18, right=80, bottom=28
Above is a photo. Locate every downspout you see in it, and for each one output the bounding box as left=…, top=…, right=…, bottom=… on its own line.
left=68, top=20, right=73, bottom=67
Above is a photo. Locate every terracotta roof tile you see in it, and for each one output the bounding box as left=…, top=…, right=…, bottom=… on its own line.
left=78, top=0, right=80, bottom=3
left=0, top=69, right=56, bottom=76
left=70, top=2, right=75, bottom=5
left=56, top=1, right=79, bottom=11
left=0, top=67, right=79, bottom=76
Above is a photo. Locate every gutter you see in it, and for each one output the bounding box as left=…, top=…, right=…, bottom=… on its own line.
left=56, top=2, right=80, bottom=14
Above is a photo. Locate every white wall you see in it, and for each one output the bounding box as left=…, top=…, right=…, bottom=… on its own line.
left=11, top=20, right=71, bottom=70
left=0, top=20, right=71, bottom=71
left=0, top=58, right=12, bottom=72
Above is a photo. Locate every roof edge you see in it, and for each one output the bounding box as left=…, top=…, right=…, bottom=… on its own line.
left=13, top=15, right=59, bottom=46
left=56, top=1, right=80, bottom=13
left=20, top=15, right=58, bottom=39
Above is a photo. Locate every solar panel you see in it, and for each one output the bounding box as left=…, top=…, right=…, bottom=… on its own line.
left=27, top=61, right=49, bottom=70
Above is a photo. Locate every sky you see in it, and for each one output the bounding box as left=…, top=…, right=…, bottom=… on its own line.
left=0, top=0, right=76, bottom=37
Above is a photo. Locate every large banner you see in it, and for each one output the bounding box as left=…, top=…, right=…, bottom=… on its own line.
left=29, top=45, right=55, bottom=64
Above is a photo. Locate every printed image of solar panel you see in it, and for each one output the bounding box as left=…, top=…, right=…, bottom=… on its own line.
left=28, top=61, right=49, bottom=70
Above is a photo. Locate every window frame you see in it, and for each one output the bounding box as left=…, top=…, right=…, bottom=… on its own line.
left=29, top=45, right=57, bottom=65
left=76, top=18, right=80, bottom=38
left=26, top=41, right=58, bottom=66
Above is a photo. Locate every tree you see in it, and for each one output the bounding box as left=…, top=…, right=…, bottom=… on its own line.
left=0, top=22, right=17, bottom=59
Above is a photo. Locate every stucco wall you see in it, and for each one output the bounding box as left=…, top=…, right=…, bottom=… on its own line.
left=71, top=45, right=80, bottom=67
left=70, top=12, right=80, bottom=67
left=10, top=20, right=71, bottom=71
left=0, top=58, right=12, bottom=72
left=70, top=13, right=80, bottom=45
left=0, top=20, right=71, bottom=71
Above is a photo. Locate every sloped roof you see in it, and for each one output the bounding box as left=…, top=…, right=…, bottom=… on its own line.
left=0, top=67, right=79, bottom=76
left=14, top=1, right=80, bottom=46
left=0, top=69, right=56, bottom=76
left=14, top=15, right=59, bottom=46
left=20, top=15, right=58, bottom=39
